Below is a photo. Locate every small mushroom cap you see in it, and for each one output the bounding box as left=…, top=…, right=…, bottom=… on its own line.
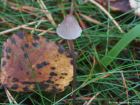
left=129, top=0, right=140, bottom=16
left=56, top=14, right=82, bottom=40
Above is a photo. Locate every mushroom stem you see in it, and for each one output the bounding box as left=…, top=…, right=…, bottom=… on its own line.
left=70, top=0, right=74, bottom=15
left=67, top=40, right=76, bottom=103
left=68, top=1, right=77, bottom=104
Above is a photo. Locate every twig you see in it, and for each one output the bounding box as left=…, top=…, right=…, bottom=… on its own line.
left=38, top=28, right=54, bottom=36
left=4, top=87, right=18, bottom=104
left=22, top=27, right=55, bottom=34
left=64, top=96, right=96, bottom=101
left=8, top=2, right=43, bottom=17
left=80, top=14, right=105, bottom=27
left=0, top=20, right=47, bottom=35
left=75, top=13, right=87, bottom=29
left=31, top=18, right=46, bottom=34
left=85, top=92, right=100, bottom=105
left=121, top=72, right=129, bottom=104
left=37, top=0, right=56, bottom=26
left=87, top=0, right=124, bottom=33
left=1, top=18, right=14, bottom=28
left=8, top=1, right=54, bottom=22
left=9, top=3, right=38, bottom=16
left=22, top=26, right=46, bottom=32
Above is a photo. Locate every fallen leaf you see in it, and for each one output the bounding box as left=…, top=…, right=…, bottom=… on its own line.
left=0, top=32, right=73, bottom=92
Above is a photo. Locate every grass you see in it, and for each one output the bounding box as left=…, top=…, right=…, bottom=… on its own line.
left=0, top=0, right=140, bottom=105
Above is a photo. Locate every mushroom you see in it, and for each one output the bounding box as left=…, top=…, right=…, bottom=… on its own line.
left=56, top=14, right=82, bottom=40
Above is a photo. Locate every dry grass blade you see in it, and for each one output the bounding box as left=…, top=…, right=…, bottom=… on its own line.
left=22, top=26, right=46, bottom=32
left=75, top=13, right=87, bottom=29
left=7, top=2, right=43, bottom=17
left=4, top=87, right=18, bottom=104
left=121, top=72, right=129, bottom=102
left=10, top=5, right=38, bottom=17
left=1, top=18, right=14, bottom=28
left=22, top=27, right=55, bottom=34
left=87, top=0, right=124, bottom=33
left=0, top=20, right=47, bottom=35
left=8, top=1, right=55, bottom=22
left=38, top=28, right=55, bottom=36
left=83, top=92, right=100, bottom=105
left=37, top=0, right=56, bottom=26
left=80, top=14, right=105, bottom=26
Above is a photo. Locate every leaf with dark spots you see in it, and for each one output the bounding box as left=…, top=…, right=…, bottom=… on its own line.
left=1, top=32, right=73, bottom=92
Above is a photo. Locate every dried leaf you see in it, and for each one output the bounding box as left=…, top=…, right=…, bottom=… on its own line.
left=95, top=0, right=131, bottom=12
left=0, top=32, right=73, bottom=92
left=110, top=0, right=131, bottom=12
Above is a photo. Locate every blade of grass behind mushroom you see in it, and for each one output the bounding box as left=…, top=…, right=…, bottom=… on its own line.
left=101, top=24, right=140, bottom=67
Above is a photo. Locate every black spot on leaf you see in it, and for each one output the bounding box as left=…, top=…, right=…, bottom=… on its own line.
left=8, top=76, right=11, bottom=79
left=32, top=42, right=39, bottom=48
left=40, top=83, right=49, bottom=89
left=22, top=81, right=35, bottom=84
left=12, top=78, right=19, bottom=82
left=38, top=72, right=42, bottom=75
left=16, top=32, right=25, bottom=39
left=10, top=37, right=16, bottom=45
left=26, top=72, right=29, bottom=75
left=33, top=35, right=40, bottom=40
left=24, top=43, right=29, bottom=48
left=2, top=60, right=6, bottom=67
left=24, top=53, right=29, bottom=59
left=11, top=84, right=18, bottom=89
left=58, top=46, right=65, bottom=54
left=2, top=84, right=8, bottom=88
left=50, top=72, right=57, bottom=76
left=61, top=73, right=67, bottom=75
left=23, top=86, right=30, bottom=92
left=70, top=59, right=74, bottom=65
left=5, top=47, right=11, bottom=53
left=36, top=61, right=49, bottom=69
left=51, top=67, right=56, bottom=70
left=60, top=76, right=65, bottom=79
left=6, top=55, right=10, bottom=59
left=46, top=80, right=54, bottom=84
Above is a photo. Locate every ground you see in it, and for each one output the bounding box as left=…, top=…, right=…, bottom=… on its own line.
left=0, top=0, right=140, bottom=105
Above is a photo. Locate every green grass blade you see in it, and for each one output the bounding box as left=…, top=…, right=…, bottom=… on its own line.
left=101, top=24, right=140, bottom=67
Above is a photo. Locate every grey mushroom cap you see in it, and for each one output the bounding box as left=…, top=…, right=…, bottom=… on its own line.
left=56, top=14, right=82, bottom=40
